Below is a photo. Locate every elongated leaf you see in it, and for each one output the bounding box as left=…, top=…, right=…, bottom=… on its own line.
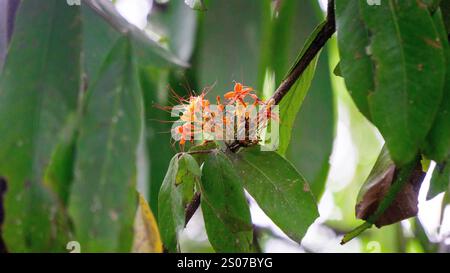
left=427, top=161, right=450, bottom=200
left=287, top=49, right=335, bottom=199
left=259, top=0, right=334, bottom=199
left=228, top=146, right=318, bottom=243
left=200, top=151, right=252, bottom=252
left=0, top=177, right=6, bottom=253
left=68, top=37, right=141, bottom=252
left=0, top=0, right=81, bottom=251
left=82, top=0, right=186, bottom=81
left=360, top=0, right=446, bottom=165
left=278, top=55, right=319, bottom=155
left=139, top=67, right=173, bottom=217
left=158, top=155, right=184, bottom=253
left=132, top=193, right=163, bottom=253
left=177, top=153, right=200, bottom=206
left=82, top=5, right=120, bottom=82
left=44, top=114, right=78, bottom=207
left=192, top=0, right=264, bottom=98
left=424, top=9, right=450, bottom=162
left=277, top=22, right=325, bottom=155
left=441, top=1, right=450, bottom=33
left=423, top=0, right=442, bottom=12
left=335, top=0, right=373, bottom=119
left=0, top=0, right=6, bottom=72
left=177, top=153, right=201, bottom=184
left=149, top=1, right=198, bottom=62
left=257, top=0, right=298, bottom=90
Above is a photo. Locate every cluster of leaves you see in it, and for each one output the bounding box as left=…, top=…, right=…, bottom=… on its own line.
left=0, top=0, right=332, bottom=253
left=161, top=0, right=450, bottom=250
left=159, top=144, right=318, bottom=252
left=0, top=0, right=185, bottom=252
left=156, top=0, right=331, bottom=252
left=1, top=0, right=448, bottom=253
left=335, top=0, right=450, bottom=241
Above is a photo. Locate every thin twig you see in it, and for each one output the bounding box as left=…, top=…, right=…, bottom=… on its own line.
left=228, top=0, right=335, bottom=153
left=186, top=149, right=216, bottom=155
left=272, top=0, right=335, bottom=105
left=184, top=0, right=336, bottom=225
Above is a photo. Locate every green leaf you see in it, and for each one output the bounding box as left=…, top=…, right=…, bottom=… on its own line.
left=176, top=153, right=201, bottom=185
left=176, top=153, right=200, bottom=206
left=44, top=114, right=78, bottom=207
left=333, top=61, right=342, bottom=77
left=228, top=146, right=319, bottom=243
left=287, top=49, right=335, bottom=199
left=149, top=0, right=198, bottom=62
left=335, top=0, right=374, bottom=119
left=157, top=152, right=200, bottom=252
left=360, top=0, right=446, bottom=165
left=192, top=0, right=264, bottom=98
left=277, top=22, right=324, bottom=155
left=200, top=151, right=252, bottom=252
left=423, top=0, right=442, bottom=13
left=0, top=0, right=81, bottom=251
left=441, top=1, right=450, bottom=33
left=0, top=0, right=8, bottom=72
left=257, top=0, right=299, bottom=90
left=259, top=0, right=334, bottom=199
left=139, top=67, right=173, bottom=217
left=158, top=155, right=184, bottom=252
left=427, top=161, right=450, bottom=200
left=68, top=37, right=141, bottom=252
left=424, top=9, right=450, bottom=162
left=82, top=0, right=186, bottom=81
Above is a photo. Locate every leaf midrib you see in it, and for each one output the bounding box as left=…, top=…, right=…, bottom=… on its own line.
left=387, top=0, right=409, bottom=137
left=241, top=154, right=300, bottom=218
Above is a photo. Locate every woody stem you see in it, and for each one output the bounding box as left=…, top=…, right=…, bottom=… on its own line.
left=271, top=0, right=335, bottom=105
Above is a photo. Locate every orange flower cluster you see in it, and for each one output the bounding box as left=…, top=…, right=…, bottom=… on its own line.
left=172, top=82, right=278, bottom=147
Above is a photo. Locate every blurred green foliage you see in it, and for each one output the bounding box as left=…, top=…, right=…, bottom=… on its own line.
left=0, top=0, right=449, bottom=253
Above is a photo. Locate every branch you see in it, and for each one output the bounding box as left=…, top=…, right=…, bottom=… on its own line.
left=184, top=0, right=336, bottom=225
left=271, top=0, right=335, bottom=105
left=228, top=0, right=335, bottom=153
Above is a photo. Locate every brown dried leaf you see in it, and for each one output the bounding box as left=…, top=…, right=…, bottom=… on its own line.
left=132, top=193, right=163, bottom=253
left=356, top=147, right=425, bottom=227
